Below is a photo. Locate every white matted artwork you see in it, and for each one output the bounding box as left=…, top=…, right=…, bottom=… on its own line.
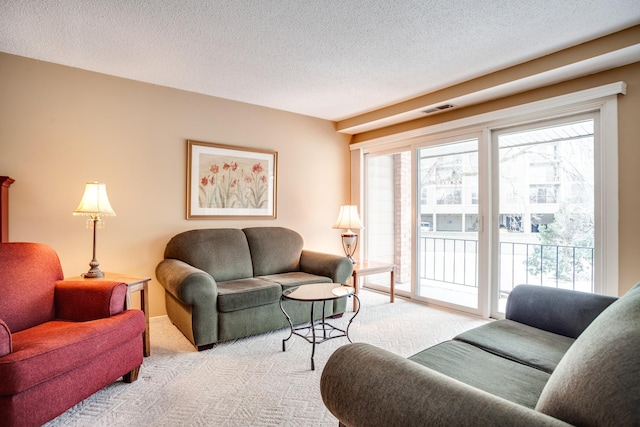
left=187, top=140, right=277, bottom=219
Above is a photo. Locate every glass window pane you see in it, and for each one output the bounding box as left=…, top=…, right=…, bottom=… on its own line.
left=497, top=118, right=595, bottom=312
left=418, top=139, right=479, bottom=309
left=365, top=151, right=411, bottom=293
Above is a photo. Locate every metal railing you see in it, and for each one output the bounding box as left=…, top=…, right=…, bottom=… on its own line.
left=418, top=236, right=595, bottom=293
left=498, top=241, right=594, bottom=294
left=419, top=236, right=478, bottom=287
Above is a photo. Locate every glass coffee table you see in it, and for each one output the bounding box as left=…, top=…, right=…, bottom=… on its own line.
left=280, top=283, right=360, bottom=370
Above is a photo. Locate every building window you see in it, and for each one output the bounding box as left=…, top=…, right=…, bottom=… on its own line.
left=529, top=184, right=559, bottom=203
left=437, top=188, right=462, bottom=205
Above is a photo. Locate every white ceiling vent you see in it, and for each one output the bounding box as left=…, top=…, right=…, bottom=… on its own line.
left=422, top=104, right=456, bottom=115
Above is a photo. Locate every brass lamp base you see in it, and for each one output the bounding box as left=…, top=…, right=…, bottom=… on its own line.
left=82, top=258, right=104, bottom=278
left=82, top=270, right=104, bottom=278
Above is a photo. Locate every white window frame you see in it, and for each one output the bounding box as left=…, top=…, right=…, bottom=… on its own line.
left=352, top=82, right=624, bottom=314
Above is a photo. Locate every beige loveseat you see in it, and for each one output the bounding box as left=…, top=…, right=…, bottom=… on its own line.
left=156, top=227, right=353, bottom=350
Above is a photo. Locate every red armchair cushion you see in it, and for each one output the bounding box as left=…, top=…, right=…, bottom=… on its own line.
left=0, top=310, right=145, bottom=396
left=55, top=280, right=127, bottom=321
left=0, top=243, right=63, bottom=333
left=0, top=319, right=11, bottom=357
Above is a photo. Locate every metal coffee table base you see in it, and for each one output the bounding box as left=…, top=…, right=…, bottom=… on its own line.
left=280, top=294, right=360, bottom=371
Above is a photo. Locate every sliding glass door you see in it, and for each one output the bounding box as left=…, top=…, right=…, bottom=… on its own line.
left=416, top=137, right=481, bottom=311
left=493, top=115, right=596, bottom=315
left=412, top=115, right=598, bottom=316
left=360, top=100, right=614, bottom=319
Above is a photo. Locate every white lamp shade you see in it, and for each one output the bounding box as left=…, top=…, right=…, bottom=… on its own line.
left=73, top=182, right=116, bottom=216
left=333, top=205, right=363, bottom=232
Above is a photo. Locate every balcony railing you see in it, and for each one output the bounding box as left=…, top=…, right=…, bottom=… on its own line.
left=419, top=237, right=478, bottom=287
left=418, top=236, right=595, bottom=294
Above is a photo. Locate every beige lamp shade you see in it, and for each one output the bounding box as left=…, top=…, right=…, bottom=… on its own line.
left=332, top=205, right=363, bottom=234
left=73, top=182, right=116, bottom=216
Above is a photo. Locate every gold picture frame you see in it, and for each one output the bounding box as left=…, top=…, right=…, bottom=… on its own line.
left=187, top=140, right=277, bottom=219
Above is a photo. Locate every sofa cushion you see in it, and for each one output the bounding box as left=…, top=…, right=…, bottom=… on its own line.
left=243, top=227, right=304, bottom=276
left=258, top=272, right=331, bottom=290
left=0, top=311, right=145, bottom=395
left=454, top=319, right=575, bottom=373
left=163, top=229, right=253, bottom=282
left=535, top=283, right=640, bottom=426
left=409, top=340, right=550, bottom=408
left=217, top=278, right=282, bottom=312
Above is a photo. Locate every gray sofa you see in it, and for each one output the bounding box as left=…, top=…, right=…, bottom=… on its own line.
left=156, top=227, right=353, bottom=350
left=321, top=283, right=640, bottom=426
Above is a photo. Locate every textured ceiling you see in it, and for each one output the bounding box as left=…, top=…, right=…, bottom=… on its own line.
left=1, top=1, right=640, bottom=122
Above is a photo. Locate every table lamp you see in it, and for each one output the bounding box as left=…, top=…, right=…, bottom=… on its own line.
left=333, top=205, right=363, bottom=264
left=73, top=182, right=116, bottom=278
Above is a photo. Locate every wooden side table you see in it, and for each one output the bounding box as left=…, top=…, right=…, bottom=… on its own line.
left=0, top=176, right=15, bottom=243
left=351, top=261, right=395, bottom=311
left=65, top=272, right=151, bottom=357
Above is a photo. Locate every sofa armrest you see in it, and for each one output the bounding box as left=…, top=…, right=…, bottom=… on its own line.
left=321, top=343, right=572, bottom=427
left=54, top=280, right=128, bottom=321
left=156, top=258, right=218, bottom=304
left=300, top=250, right=353, bottom=284
left=0, top=319, right=11, bottom=357
left=506, top=284, right=618, bottom=338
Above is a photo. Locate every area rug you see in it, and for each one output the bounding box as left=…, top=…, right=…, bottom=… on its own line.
left=44, top=289, right=488, bottom=426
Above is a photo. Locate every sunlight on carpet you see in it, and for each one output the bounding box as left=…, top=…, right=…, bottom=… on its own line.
left=43, top=289, right=488, bottom=427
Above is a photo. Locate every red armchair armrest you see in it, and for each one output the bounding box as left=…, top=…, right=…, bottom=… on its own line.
left=55, top=280, right=128, bottom=321
left=0, top=318, right=11, bottom=357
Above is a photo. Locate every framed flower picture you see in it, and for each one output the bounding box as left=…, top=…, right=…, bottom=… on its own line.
left=186, top=140, right=277, bottom=219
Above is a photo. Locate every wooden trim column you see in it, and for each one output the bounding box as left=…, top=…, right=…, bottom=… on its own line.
left=0, top=176, right=15, bottom=242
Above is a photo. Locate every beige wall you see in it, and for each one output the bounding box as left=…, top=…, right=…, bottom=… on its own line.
left=351, top=61, right=640, bottom=296
left=0, top=53, right=352, bottom=317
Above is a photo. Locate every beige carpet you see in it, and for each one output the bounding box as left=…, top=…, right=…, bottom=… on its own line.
left=44, top=289, right=488, bottom=427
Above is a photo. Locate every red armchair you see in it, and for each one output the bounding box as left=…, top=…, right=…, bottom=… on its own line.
left=0, top=242, right=146, bottom=427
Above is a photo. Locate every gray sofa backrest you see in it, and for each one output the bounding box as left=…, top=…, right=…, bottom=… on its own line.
left=243, top=227, right=304, bottom=276
left=163, top=228, right=253, bottom=281
left=506, top=284, right=617, bottom=339
left=535, top=282, right=640, bottom=425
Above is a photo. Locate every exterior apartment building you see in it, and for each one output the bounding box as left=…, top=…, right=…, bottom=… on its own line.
left=420, top=120, right=594, bottom=237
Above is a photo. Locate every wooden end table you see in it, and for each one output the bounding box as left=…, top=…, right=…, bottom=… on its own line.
left=351, top=261, right=395, bottom=311
left=65, top=272, right=151, bottom=357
